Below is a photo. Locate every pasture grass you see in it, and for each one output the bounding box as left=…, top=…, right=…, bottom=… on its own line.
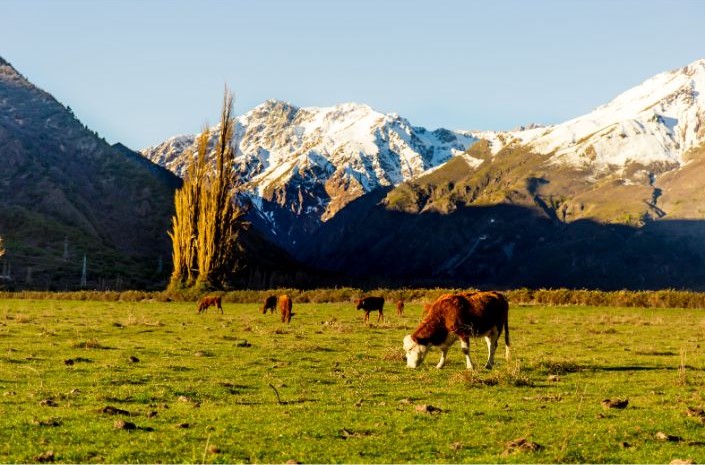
left=0, top=299, right=704, bottom=463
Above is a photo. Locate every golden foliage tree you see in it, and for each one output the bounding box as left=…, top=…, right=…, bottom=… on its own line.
left=196, top=89, right=245, bottom=289
left=168, top=87, right=245, bottom=291
left=167, top=128, right=209, bottom=289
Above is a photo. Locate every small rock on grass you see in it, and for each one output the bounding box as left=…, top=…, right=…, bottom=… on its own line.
left=601, top=398, right=628, bottom=409
left=114, top=419, right=136, bottom=430
left=34, top=451, right=55, bottom=463
left=31, top=418, right=61, bottom=427
left=502, top=437, right=544, bottom=456
left=207, top=445, right=220, bottom=454
left=685, top=406, right=705, bottom=423
left=100, top=405, right=130, bottom=416
left=128, top=355, right=140, bottom=363
left=415, top=404, right=443, bottom=414
left=655, top=431, right=682, bottom=442
left=39, top=399, right=57, bottom=407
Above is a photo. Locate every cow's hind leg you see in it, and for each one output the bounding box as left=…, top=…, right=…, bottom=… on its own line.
left=459, top=336, right=474, bottom=370
left=484, top=329, right=499, bottom=369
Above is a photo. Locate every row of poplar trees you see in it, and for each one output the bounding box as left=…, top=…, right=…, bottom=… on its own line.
left=168, top=89, right=246, bottom=291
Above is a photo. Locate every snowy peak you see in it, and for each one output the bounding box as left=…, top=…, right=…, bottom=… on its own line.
left=143, top=99, right=476, bottom=189
left=141, top=100, right=476, bottom=247
left=486, top=58, right=705, bottom=169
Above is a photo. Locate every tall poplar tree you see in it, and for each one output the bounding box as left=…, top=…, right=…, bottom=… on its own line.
left=168, top=87, right=245, bottom=291
left=196, top=89, right=245, bottom=288
left=167, top=128, right=209, bottom=289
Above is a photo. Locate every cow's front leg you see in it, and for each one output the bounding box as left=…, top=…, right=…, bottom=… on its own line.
left=460, top=337, right=474, bottom=370
left=436, top=347, right=449, bottom=369
left=484, top=330, right=499, bottom=369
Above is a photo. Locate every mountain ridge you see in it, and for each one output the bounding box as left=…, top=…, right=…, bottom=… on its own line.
left=140, top=57, right=705, bottom=289
left=0, top=56, right=181, bottom=289
left=142, top=99, right=477, bottom=249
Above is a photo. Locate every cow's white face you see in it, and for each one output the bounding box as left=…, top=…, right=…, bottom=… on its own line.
left=403, top=334, right=428, bottom=368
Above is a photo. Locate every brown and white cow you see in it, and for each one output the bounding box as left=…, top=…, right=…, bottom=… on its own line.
left=261, top=295, right=277, bottom=314
left=197, top=295, right=223, bottom=314
left=403, top=291, right=509, bottom=370
left=355, top=296, right=385, bottom=323
left=278, top=294, right=293, bottom=324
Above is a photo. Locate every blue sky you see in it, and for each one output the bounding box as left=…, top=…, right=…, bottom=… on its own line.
left=2, top=0, right=705, bottom=149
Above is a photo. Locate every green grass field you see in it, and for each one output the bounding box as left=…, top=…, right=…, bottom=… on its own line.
left=1, top=299, right=704, bottom=463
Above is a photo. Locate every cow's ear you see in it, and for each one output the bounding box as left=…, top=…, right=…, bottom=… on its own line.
left=415, top=336, right=430, bottom=346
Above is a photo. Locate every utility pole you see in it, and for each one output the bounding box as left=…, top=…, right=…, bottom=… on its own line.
left=80, top=254, right=87, bottom=288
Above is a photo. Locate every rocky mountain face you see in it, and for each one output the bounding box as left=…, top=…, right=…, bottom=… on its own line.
left=142, top=100, right=476, bottom=248
left=0, top=57, right=181, bottom=289
left=145, top=58, right=705, bottom=289
left=299, top=59, right=705, bottom=289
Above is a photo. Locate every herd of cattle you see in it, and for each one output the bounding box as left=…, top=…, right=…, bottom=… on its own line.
left=195, top=291, right=510, bottom=370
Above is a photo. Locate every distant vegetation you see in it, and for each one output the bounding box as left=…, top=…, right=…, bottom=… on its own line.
left=4, top=288, right=705, bottom=309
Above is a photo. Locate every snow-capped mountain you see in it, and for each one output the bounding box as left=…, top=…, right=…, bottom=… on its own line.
left=296, top=59, right=705, bottom=289
left=142, top=99, right=476, bottom=248
left=480, top=58, right=705, bottom=170
left=143, top=58, right=705, bottom=261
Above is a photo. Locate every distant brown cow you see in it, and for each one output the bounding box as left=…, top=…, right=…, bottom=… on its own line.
left=261, top=295, right=277, bottom=314
left=278, top=294, right=293, bottom=323
left=355, top=296, right=385, bottom=323
left=197, top=295, right=223, bottom=314
left=396, top=299, right=405, bottom=316
left=403, top=291, right=509, bottom=370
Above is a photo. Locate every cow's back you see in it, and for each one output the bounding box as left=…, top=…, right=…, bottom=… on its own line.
left=413, top=294, right=469, bottom=345
left=359, top=296, right=384, bottom=311
left=460, top=291, right=508, bottom=336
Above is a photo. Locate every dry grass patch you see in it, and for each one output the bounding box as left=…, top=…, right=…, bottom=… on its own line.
left=532, top=358, right=582, bottom=375
left=121, top=313, right=163, bottom=327
left=69, top=338, right=110, bottom=349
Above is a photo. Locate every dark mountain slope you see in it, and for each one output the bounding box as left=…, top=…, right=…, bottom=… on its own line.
left=298, top=140, right=705, bottom=290
left=0, top=57, right=180, bottom=289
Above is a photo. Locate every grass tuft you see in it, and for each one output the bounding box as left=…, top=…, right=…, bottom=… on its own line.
left=69, top=338, right=108, bottom=349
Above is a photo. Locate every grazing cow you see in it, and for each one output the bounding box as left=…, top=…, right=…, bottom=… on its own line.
left=396, top=299, right=405, bottom=316
left=403, top=291, right=509, bottom=370
left=197, top=295, right=223, bottom=314
left=355, top=296, right=385, bottom=323
left=261, top=295, right=277, bottom=314
left=278, top=294, right=293, bottom=324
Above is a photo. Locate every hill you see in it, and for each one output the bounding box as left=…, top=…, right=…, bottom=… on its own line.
left=0, top=56, right=181, bottom=289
